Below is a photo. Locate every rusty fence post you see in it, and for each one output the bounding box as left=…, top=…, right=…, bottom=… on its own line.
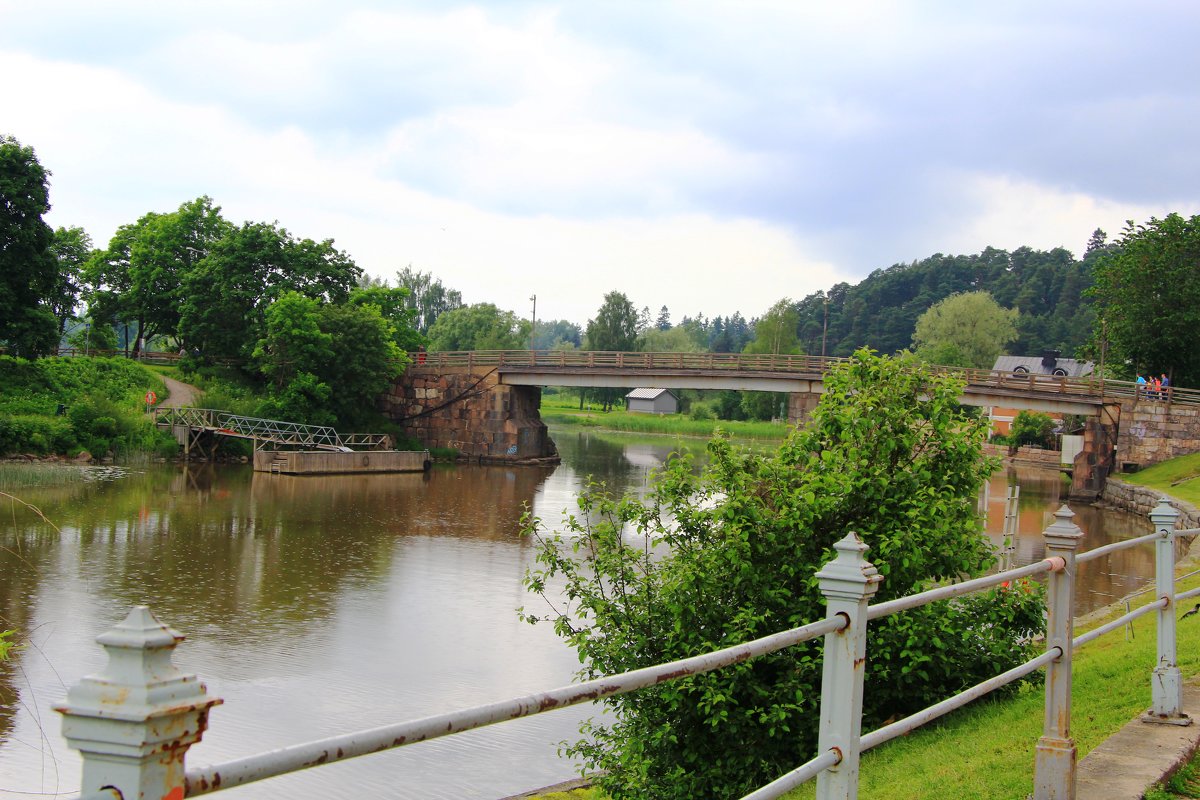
left=56, top=606, right=222, bottom=800
left=1146, top=499, right=1191, bottom=724
left=1034, top=506, right=1084, bottom=799
left=815, top=532, right=882, bottom=800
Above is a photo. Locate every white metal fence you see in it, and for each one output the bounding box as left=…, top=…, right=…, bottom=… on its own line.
left=56, top=500, right=1196, bottom=800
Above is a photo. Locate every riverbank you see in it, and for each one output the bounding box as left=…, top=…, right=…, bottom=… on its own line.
left=540, top=406, right=788, bottom=440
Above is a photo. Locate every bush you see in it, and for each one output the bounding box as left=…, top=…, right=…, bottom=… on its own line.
left=523, top=350, right=1046, bottom=799
left=688, top=402, right=717, bottom=421
left=1010, top=410, right=1056, bottom=449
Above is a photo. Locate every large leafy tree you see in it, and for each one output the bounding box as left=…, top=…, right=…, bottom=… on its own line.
left=911, top=290, right=1018, bottom=368
left=84, top=196, right=230, bottom=354
left=178, top=220, right=360, bottom=361
left=0, top=135, right=59, bottom=357
left=425, top=302, right=529, bottom=352
left=47, top=226, right=93, bottom=334
left=348, top=284, right=424, bottom=352
left=254, top=291, right=407, bottom=428
left=585, top=291, right=638, bottom=351
left=744, top=298, right=801, bottom=355
left=395, top=266, right=463, bottom=334
left=523, top=351, right=1044, bottom=799
left=1087, top=213, right=1200, bottom=386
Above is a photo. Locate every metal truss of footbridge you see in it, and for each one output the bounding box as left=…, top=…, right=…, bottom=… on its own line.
left=411, top=350, right=1200, bottom=417
left=154, top=407, right=390, bottom=454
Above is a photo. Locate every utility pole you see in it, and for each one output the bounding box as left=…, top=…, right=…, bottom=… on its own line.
left=821, top=294, right=829, bottom=359
left=530, top=294, right=537, bottom=351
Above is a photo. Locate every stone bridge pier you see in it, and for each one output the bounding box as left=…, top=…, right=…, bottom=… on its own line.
left=379, top=366, right=558, bottom=463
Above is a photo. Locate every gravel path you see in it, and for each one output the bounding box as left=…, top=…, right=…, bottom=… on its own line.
left=158, top=374, right=203, bottom=408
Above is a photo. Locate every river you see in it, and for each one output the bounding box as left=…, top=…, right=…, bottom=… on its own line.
left=0, top=429, right=1156, bottom=799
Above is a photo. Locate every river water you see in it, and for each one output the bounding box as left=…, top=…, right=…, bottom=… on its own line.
left=0, top=429, right=1156, bottom=799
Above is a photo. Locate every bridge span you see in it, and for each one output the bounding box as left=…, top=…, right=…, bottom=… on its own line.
left=384, top=350, right=1200, bottom=498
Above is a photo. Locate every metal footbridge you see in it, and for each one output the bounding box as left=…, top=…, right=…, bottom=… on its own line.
left=154, top=407, right=390, bottom=454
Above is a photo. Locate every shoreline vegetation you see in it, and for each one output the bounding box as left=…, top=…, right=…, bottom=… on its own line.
left=539, top=398, right=789, bottom=441
left=520, top=462, right=1200, bottom=800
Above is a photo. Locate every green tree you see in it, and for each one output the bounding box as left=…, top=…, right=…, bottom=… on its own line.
left=744, top=298, right=801, bottom=355
left=84, top=196, right=230, bottom=355
left=1009, top=410, right=1056, bottom=449
left=912, top=291, right=1019, bottom=368
left=178, top=220, right=360, bottom=361
left=317, top=302, right=407, bottom=427
left=534, top=319, right=582, bottom=350
left=0, top=135, right=59, bottom=357
left=585, top=291, right=638, bottom=351
left=426, top=303, right=530, bottom=352
left=523, top=350, right=1044, bottom=799
left=585, top=291, right=639, bottom=411
left=348, top=284, right=424, bottom=351
left=253, top=292, right=332, bottom=390
left=637, top=325, right=704, bottom=353
left=47, top=226, right=93, bottom=335
left=1087, top=213, right=1200, bottom=386
left=395, top=266, right=464, bottom=333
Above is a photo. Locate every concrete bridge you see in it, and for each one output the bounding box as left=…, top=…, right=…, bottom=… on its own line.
left=380, top=350, right=1200, bottom=497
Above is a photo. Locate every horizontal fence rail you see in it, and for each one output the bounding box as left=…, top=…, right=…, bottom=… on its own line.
left=409, top=350, right=1200, bottom=407
left=56, top=500, right=1197, bottom=800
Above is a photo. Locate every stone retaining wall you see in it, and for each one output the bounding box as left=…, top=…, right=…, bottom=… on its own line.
left=1116, top=398, right=1200, bottom=471
left=379, top=367, right=558, bottom=462
left=982, top=443, right=1062, bottom=469
left=1101, top=477, right=1200, bottom=529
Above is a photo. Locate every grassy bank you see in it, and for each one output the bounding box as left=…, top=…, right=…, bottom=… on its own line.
left=0, top=355, right=177, bottom=458
left=1121, top=453, right=1200, bottom=506
left=540, top=403, right=788, bottom=440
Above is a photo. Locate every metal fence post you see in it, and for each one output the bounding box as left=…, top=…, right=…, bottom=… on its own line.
left=815, top=532, right=882, bottom=800
left=1146, top=498, right=1191, bottom=724
left=1034, top=505, right=1084, bottom=800
left=55, top=606, right=222, bottom=800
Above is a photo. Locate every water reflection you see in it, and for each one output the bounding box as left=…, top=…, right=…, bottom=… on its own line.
left=0, top=436, right=1167, bottom=800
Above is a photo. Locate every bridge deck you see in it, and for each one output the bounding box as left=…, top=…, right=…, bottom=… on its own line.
left=154, top=408, right=390, bottom=452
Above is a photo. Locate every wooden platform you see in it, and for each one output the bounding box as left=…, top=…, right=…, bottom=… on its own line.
left=254, top=450, right=431, bottom=475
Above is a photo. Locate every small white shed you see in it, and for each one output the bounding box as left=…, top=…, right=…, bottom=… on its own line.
left=625, top=388, right=679, bottom=415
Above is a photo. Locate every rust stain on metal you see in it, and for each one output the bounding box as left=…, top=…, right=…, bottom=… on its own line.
left=336, top=747, right=344, bottom=758
left=303, top=751, right=330, bottom=767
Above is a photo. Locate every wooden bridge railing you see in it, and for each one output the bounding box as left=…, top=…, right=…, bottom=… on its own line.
left=410, top=350, right=1200, bottom=407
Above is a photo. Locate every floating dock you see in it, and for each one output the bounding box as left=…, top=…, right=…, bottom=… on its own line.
left=254, top=449, right=431, bottom=475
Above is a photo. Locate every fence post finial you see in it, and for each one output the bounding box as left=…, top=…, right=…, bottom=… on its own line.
left=1146, top=498, right=1191, bottom=725
left=1034, top=504, right=1084, bottom=799
left=815, top=532, right=882, bottom=800
left=55, top=606, right=222, bottom=800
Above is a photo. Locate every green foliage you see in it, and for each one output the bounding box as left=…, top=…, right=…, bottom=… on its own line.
left=0, top=356, right=173, bottom=456
left=84, top=196, right=230, bottom=355
left=796, top=246, right=1093, bottom=360
left=1009, top=410, right=1056, bottom=449
left=687, top=402, right=716, bottom=420
left=0, top=629, right=13, bottom=661
left=253, top=293, right=408, bottom=428
left=0, top=135, right=59, bottom=357
left=585, top=291, right=639, bottom=352
left=1087, top=213, right=1200, bottom=386
left=394, top=266, right=463, bottom=334
left=912, top=291, right=1019, bottom=368
left=524, top=350, right=1045, bottom=799
left=739, top=390, right=786, bottom=421
left=744, top=298, right=801, bottom=355
left=426, top=302, right=530, bottom=352
left=348, top=284, right=425, bottom=351
left=177, top=219, right=360, bottom=361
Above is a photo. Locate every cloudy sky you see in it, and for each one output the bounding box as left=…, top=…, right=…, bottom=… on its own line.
left=3, top=1, right=1198, bottom=326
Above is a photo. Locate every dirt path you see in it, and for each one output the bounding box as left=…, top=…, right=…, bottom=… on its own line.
left=159, top=374, right=203, bottom=408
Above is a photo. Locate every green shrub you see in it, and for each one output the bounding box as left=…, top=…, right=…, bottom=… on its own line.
left=688, top=402, right=717, bottom=421
left=1010, top=410, right=1056, bottom=449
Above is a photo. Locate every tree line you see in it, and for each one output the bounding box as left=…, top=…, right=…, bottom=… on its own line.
left=5, top=131, right=1200, bottom=421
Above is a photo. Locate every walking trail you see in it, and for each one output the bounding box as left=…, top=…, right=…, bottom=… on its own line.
left=158, top=374, right=202, bottom=408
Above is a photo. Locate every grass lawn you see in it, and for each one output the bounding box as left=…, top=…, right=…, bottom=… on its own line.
left=540, top=396, right=788, bottom=441
left=1121, top=453, right=1200, bottom=507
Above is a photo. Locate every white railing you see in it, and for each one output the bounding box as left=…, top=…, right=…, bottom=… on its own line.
left=55, top=500, right=1194, bottom=800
